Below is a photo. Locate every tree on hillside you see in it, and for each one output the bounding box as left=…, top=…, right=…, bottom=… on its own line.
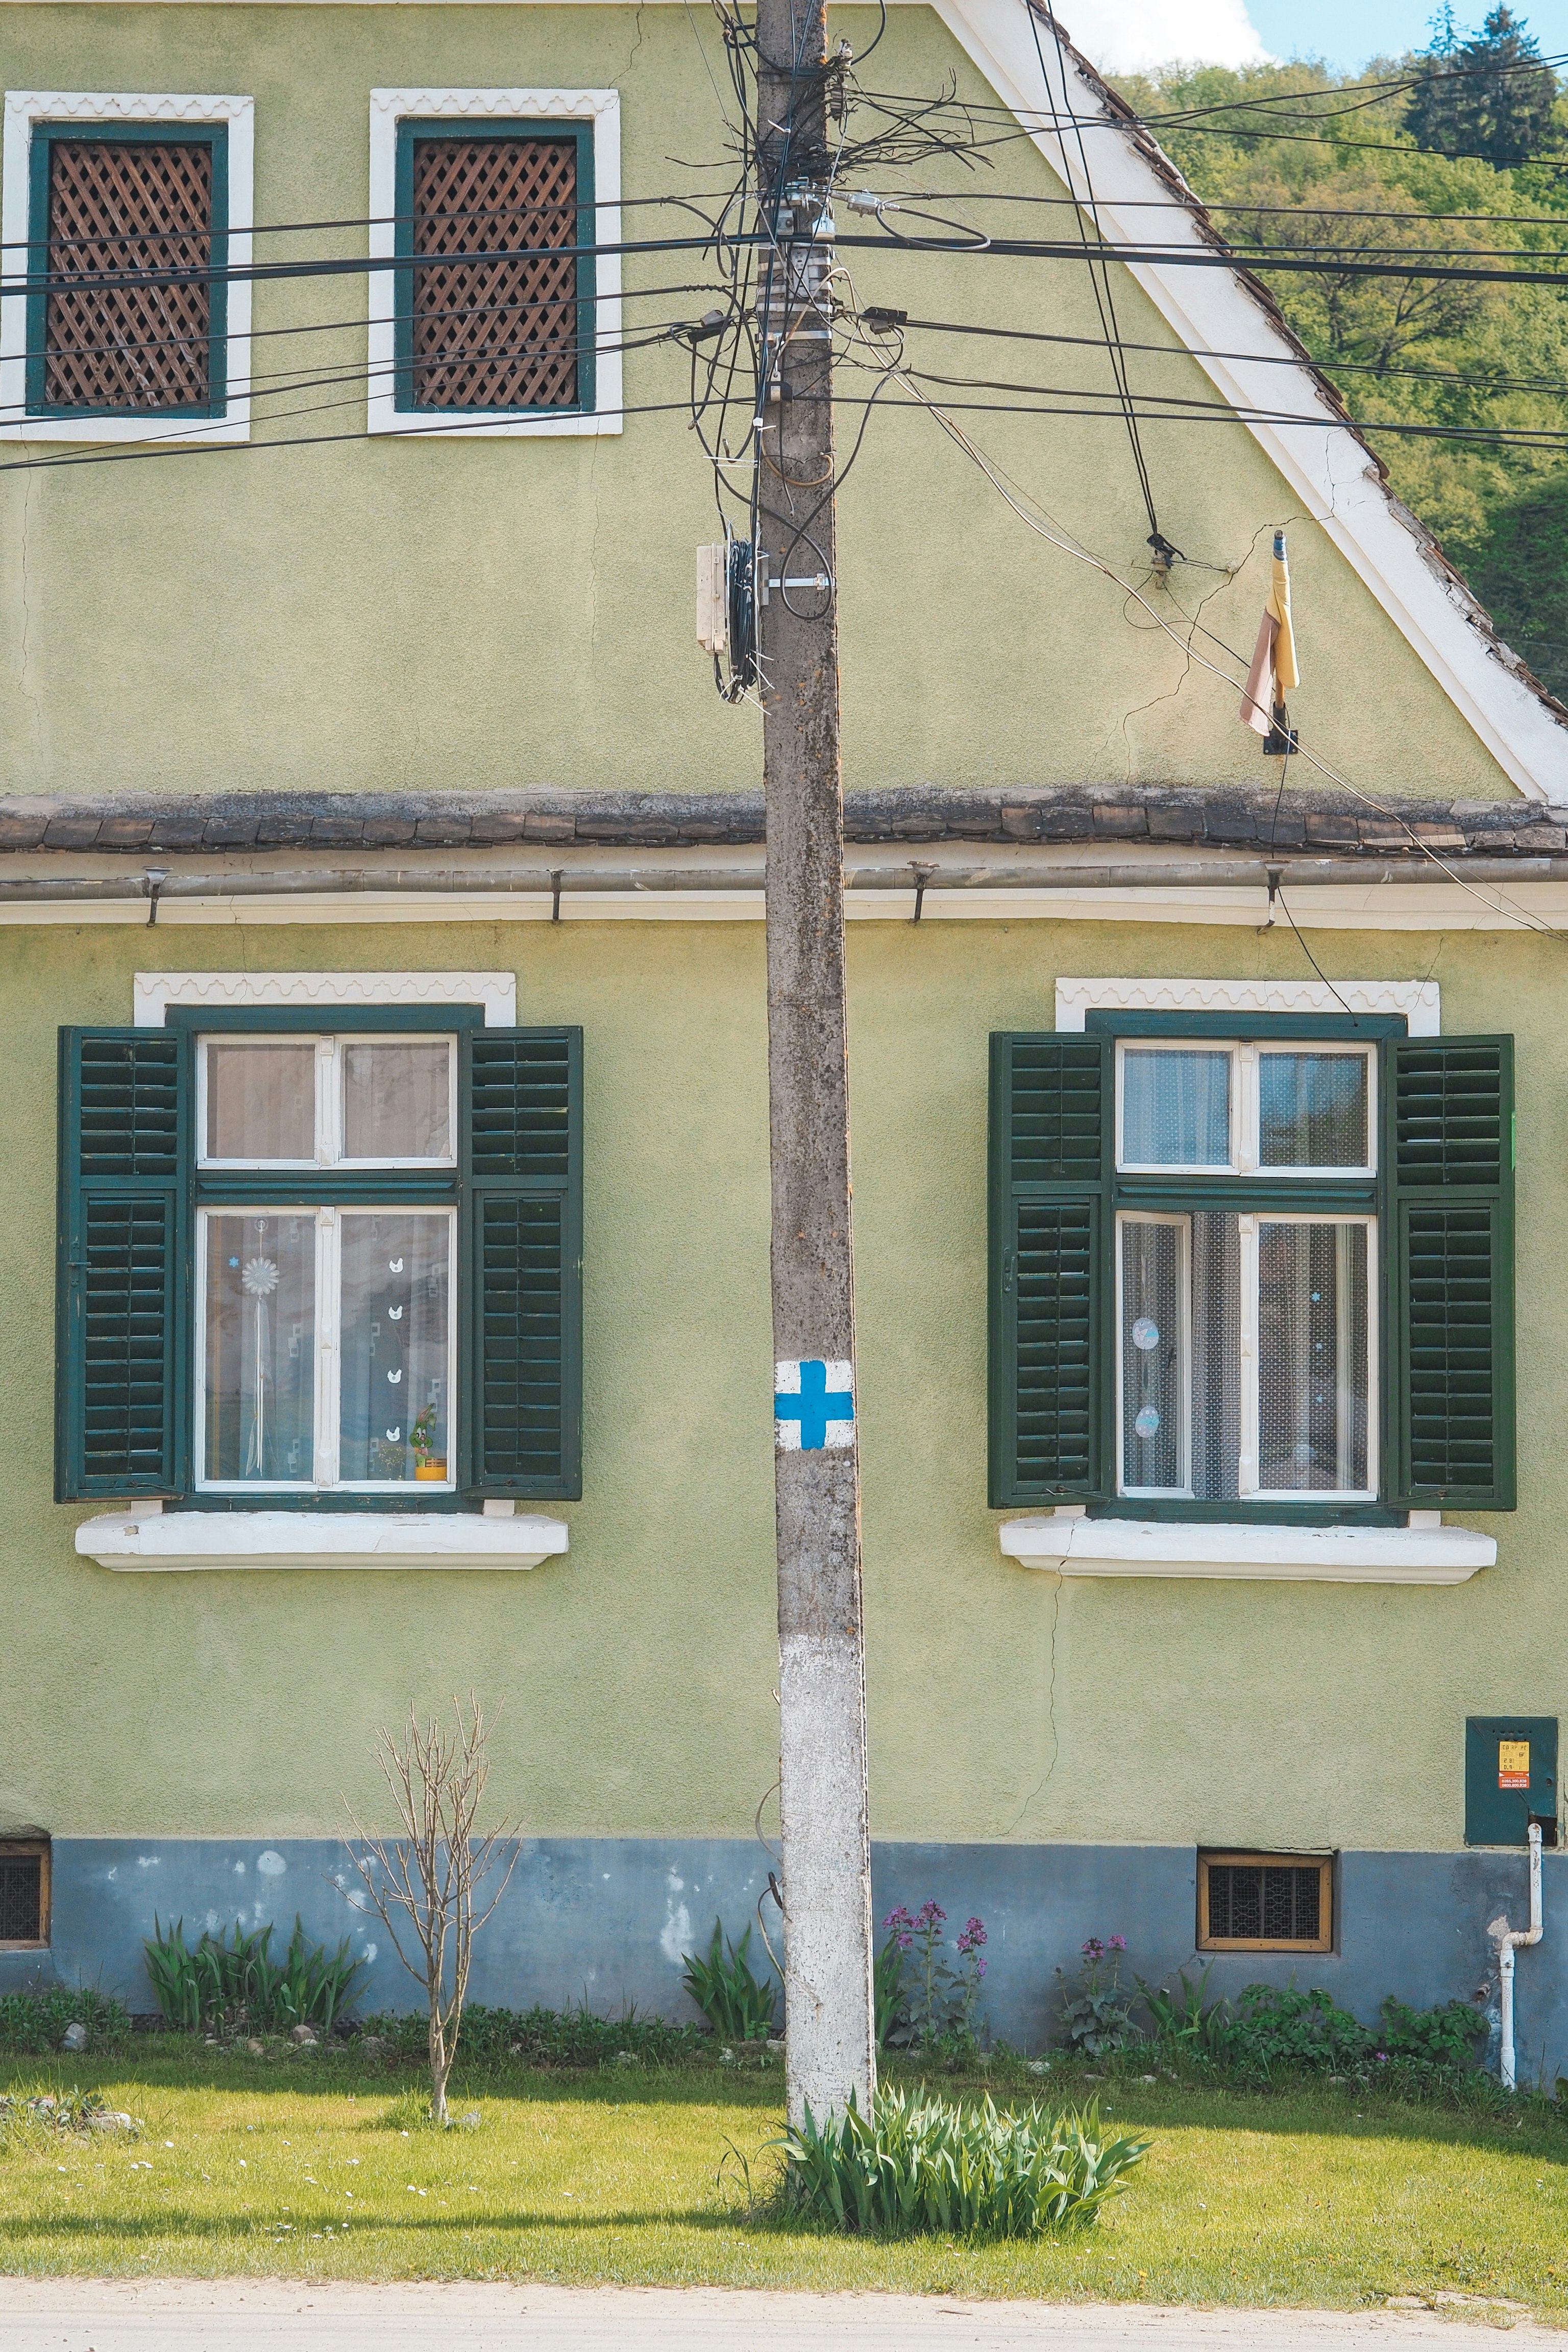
left=1218, top=164, right=1500, bottom=371
left=1404, top=7, right=1560, bottom=163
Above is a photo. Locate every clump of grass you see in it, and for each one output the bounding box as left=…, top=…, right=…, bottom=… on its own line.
left=0, top=1987, right=131, bottom=2055
left=358, top=2002, right=710, bottom=2069
left=0, top=2082, right=138, bottom=2150
left=780, top=2084, right=1150, bottom=2238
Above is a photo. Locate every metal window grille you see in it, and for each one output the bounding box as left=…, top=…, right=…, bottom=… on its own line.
left=1205, top=1859, right=1324, bottom=1945
left=43, top=140, right=212, bottom=409
left=0, top=1852, right=43, bottom=1942
left=410, top=137, right=580, bottom=410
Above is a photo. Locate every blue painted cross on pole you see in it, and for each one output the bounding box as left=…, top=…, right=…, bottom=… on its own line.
left=774, top=1358, right=855, bottom=1451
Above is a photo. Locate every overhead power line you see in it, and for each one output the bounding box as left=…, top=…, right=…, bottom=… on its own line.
left=891, top=312, right=1568, bottom=402
left=15, top=222, right=1568, bottom=304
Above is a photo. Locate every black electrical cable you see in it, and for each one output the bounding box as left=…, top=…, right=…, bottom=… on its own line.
left=1023, top=0, right=1167, bottom=556
left=889, top=312, right=1568, bottom=403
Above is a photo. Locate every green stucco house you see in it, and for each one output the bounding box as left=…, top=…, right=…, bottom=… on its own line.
left=0, top=0, right=1563, bottom=2071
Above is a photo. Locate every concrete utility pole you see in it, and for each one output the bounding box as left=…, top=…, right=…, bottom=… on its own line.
left=754, top=0, right=877, bottom=2129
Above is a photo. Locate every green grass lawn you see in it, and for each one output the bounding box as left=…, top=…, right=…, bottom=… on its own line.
left=2, top=2042, right=1566, bottom=2313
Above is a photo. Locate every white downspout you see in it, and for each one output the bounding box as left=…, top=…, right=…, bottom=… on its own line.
left=1489, top=1821, right=1544, bottom=2092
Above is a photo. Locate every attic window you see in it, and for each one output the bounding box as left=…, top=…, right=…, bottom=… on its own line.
left=0, top=1841, right=50, bottom=1947
left=1198, top=1850, right=1332, bottom=1952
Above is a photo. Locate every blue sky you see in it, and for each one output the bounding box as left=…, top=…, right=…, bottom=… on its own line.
left=1246, top=0, right=1568, bottom=69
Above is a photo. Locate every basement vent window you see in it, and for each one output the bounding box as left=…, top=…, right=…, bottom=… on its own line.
left=1198, top=1850, right=1332, bottom=1952
left=0, top=1841, right=50, bottom=1947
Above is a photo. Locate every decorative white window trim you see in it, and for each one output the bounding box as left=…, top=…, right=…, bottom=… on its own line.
left=0, top=91, right=254, bottom=444
left=999, top=1511, right=1494, bottom=1585
left=366, top=87, right=622, bottom=441
left=1055, top=977, right=1441, bottom=1035
left=133, top=970, right=518, bottom=1026
left=75, top=1508, right=568, bottom=1572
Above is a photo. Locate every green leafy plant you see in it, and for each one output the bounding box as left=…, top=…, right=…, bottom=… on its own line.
left=1056, top=1933, right=1135, bottom=2057
left=1219, top=1984, right=1373, bottom=2079
left=874, top=1932, right=910, bottom=2049
left=1137, top=1964, right=1228, bottom=2063
left=780, top=2086, right=1150, bottom=2238
left=409, top=1405, right=440, bottom=1466
left=681, top=1919, right=778, bottom=2042
left=879, top=1903, right=989, bottom=2051
left=143, top=1914, right=364, bottom=2036
left=1377, top=1995, right=1485, bottom=2069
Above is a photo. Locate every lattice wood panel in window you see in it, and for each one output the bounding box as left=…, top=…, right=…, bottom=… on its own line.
left=410, top=137, right=579, bottom=410
left=44, top=141, right=212, bottom=410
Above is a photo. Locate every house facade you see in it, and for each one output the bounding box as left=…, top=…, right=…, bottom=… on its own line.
left=1, top=0, right=1565, bottom=2070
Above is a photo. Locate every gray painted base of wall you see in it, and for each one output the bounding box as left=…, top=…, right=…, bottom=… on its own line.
left=5, top=1838, right=1560, bottom=2080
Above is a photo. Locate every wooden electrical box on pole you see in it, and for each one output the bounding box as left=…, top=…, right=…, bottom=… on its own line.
left=753, top=0, right=877, bottom=2128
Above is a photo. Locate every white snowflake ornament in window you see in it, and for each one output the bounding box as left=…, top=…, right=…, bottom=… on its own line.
left=242, top=1258, right=280, bottom=1297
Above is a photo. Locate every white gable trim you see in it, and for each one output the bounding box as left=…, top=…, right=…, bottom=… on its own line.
left=930, top=0, right=1565, bottom=802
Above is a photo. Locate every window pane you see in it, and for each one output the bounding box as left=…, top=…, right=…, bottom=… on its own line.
left=203, top=1214, right=315, bottom=1481
left=338, top=1214, right=451, bottom=1481
left=205, top=1043, right=316, bottom=1162
left=1260, top=1053, right=1368, bottom=1168
left=342, top=1043, right=453, bottom=1161
left=1121, top=1049, right=1230, bottom=1166
left=1120, top=1221, right=1184, bottom=1490
left=1190, top=1212, right=1242, bottom=1501
left=1258, top=1222, right=1369, bottom=1491
left=410, top=136, right=579, bottom=411
left=45, top=138, right=212, bottom=411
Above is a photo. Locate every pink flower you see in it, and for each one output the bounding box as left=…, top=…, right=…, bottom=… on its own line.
left=915, top=1900, right=946, bottom=1930
left=1081, top=1937, right=1106, bottom=1960
left=1109, top=1934, right=1127, bottom=1952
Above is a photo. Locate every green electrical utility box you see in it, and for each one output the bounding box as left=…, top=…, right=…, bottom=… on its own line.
left=1465, top=1717, right=1558, bottom=1846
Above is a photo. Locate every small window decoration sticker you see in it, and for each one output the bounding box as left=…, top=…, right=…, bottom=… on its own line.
left=775, top=1359, right=855, bottom=1451
left=1499, top=1739, right=1532, bottom=1790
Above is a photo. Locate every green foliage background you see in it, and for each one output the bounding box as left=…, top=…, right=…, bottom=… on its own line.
left=1113, top=47, right=1568, bottom=697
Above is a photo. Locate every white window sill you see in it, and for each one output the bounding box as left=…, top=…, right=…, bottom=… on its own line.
left=75, top=1509, right=569, bottom=1574
left=999, top=1511, right=1494, bottom=1584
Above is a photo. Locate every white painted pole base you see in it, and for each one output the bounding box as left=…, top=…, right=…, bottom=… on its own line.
left=778, top=1632, right=876, bottom=2131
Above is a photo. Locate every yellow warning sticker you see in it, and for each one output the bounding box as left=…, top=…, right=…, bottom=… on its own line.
left=1499, top=1739, right=1531, bottom=1790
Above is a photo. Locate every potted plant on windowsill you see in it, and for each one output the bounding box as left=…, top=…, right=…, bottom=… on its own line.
left=411, top=1406, right=446, bottom=1483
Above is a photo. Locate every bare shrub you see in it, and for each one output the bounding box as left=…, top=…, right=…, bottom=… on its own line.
left=344, top=1695, right=518, bottom=2125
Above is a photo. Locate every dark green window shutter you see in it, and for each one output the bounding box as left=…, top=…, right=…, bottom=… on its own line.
left=989, top=1034, right=1111, bottom=1508
left=1386, top=1035, right=1514, bottom=1509
left=56, top=1027, right=191, bottom=1502
left=459, top=1028, right=582, bottom=1499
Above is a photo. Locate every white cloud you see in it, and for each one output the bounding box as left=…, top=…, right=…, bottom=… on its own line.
left=1059, top=0, right=1270, bottom=71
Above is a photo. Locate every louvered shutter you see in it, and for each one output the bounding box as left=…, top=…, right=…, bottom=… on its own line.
left=1386, top=1035, right=1515, bottom=1510
left=989, top=1034, right=1111, bottom=1508
left=56, top=1027, right=191, bottom=1501
left=459, top=1028, right=582, bottom=1498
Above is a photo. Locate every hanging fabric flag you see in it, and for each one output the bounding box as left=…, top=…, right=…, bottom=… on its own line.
left=1241, top=529, right=1300, bottom=738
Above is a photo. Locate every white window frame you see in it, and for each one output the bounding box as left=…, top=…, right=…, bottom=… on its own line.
left=194, top=1200, right=459, bottom=1496
left=0, top=90, right=253, bottom=445
left=196, top=1032, right=458, bottom=1171
left=1114, top=1039, right=1376, bottom=1180
left=366, top=86, right=622, bottom=441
